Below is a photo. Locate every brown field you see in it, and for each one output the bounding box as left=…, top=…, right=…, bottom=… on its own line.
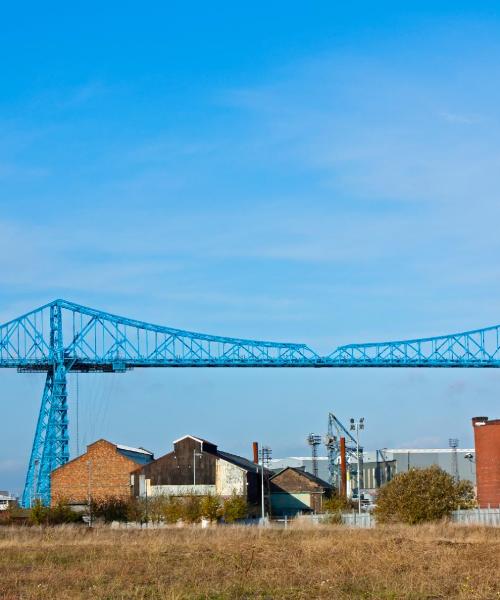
left=0, top=523, right=499, bottom=599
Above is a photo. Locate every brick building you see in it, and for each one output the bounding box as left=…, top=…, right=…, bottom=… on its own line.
left=472, top=416, right=500, bottom=508
left=270, top=467, right=332, bottom=516
left=51, top=439, right=153, bottom=507
left=132, top=435, right=263, bottom=504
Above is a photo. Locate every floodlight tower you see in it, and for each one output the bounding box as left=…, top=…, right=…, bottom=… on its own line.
left=307, top=434, right=322, bottom=478
left=259, top=446, right=272, bottom=469
left=449, top=438, right=459, bottom=481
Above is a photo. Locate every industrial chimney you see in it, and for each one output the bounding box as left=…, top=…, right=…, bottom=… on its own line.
left=252, top=441, right=259, bottom=464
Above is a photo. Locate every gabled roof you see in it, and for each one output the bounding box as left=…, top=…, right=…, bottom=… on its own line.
left=172, top=435, right=218, bottom=452
left=270, top=466, right=332, bottom=489
left=52, top=439, right=153, bottom=473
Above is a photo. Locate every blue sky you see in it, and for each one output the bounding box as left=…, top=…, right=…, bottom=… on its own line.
left=2, top=2, right=500, bottom=493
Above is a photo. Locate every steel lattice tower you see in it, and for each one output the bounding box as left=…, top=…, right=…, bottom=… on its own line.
left=307, top=434, right=322, bottom=478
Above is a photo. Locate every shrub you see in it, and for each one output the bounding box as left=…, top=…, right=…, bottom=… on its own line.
left=200, top=494, right=221, bottom=522
left=162, top=496, right=184, bottom=524
left=322, top=493, right=356, bottom=524
left=126, top=497, right=145, bottom=523
left=323, top=493, right=356, bottom=514
left=29, top=499, right=81, bottom=525
left=29, top=499, right=49, bottom=525
left=375, top=466, right=476, bottom=525
left=91, top=496, right=129, bottom=522
left=182, top=494, right=203, bottom=523
left=222, top=493, right=247, bottom=523
left=50, top=499, right=81, bottom=524
left=143, top=495, right=168, bottom=524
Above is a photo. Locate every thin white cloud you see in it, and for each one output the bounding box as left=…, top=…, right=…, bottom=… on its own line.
left=440, top=111, right=482, bottom=125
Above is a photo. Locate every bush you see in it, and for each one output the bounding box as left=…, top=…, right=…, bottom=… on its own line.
left=200, top=494, right=221, bottom=522
left=182, top=494, right=203, bottom=523
left=162, top=496, right=184, bottom=524
left=29, top=499, right=81, bottom=525
left=375, top=466, right=476, bottom=525
left=126, top=496, right=145, bottom=523
left=91, top=497, right=129, bottom=522
left=322, top=493, right=356, bottom=524
left=323, top=493, right=356, bottom=514
left=50, top=499, right=81, bottom=524
left=222, top=493, right=247, bottom=523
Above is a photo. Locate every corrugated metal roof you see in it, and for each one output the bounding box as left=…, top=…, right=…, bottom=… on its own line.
left=116, top=444, right=153, bottom=456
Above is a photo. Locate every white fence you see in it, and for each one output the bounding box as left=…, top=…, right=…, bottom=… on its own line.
left=298, top=509, right=500, bottom=528
left=339, top=512, right=375, bottom=528
left=451, top=508, right=500, bottom=526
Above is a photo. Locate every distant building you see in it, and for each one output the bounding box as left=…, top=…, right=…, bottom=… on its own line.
left=131, top=435, right=263, bottom=505
left=0, top=491, right=17, bottom=511
left=50, top=439, right=154, bottom=508
left=271, top=446, right=475, bottom=496
left=472, top=416, right=500, bottom=508
left=270, top=467, right=332, bottom=516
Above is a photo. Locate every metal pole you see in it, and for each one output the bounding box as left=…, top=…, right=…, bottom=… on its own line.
left=145, top=478, right=148, bottom=527
left=87, top=459, right=92, bottom=528
left=193, top=448, right=196, bottom=486
left=256, top=458, right=265, bottom=523
left=356, top=426, right=361, bottom=515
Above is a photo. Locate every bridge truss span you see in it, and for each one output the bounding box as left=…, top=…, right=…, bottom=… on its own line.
left=329, top=324, right=500, bottom=368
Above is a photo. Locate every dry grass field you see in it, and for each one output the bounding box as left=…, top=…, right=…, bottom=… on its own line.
left=0, top=523, right=499, bottom=599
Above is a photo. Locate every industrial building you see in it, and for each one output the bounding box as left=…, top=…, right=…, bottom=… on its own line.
left=50, top=439, right=154, bottom=508
left=270, top=446, right=475, bottom=497
left=270, top=467, right=332, bottom=516
left=472, top=416, right=500, bottom=508
left=0, top=491, right=16, bottom=511
left=132, top=435, right=264, bottom=505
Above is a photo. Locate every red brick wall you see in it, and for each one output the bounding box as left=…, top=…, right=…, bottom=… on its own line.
left=51, top=439, right=137, bottom=505
left=472, top=417, right=500, bottom=508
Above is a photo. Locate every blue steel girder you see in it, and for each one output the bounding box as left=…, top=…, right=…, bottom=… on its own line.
left=328, top=324, right=500, bottom=367
left=2, top=299, right=500, bottom=368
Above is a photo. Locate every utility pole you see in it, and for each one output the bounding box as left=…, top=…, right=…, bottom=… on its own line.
left=350, top=418, right=365, bottom=515
left=87, top=459, right=92, bottom=528
left=256, top=444, right=267, bottom=523
left=260, top=462, right=265, bottom=522
left=260, top=446, right=272, bottom=469
left=144, top=478, right=148, bottom=526
left=449, top=438, right=459, bottom=481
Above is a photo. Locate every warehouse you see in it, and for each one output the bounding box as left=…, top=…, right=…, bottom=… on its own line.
left=131, top=435, right=264, bottom=505
left=50, top=439, right=154, bottom=508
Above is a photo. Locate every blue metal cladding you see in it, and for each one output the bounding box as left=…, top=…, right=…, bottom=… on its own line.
left=1, top=298, right=500, bottom=506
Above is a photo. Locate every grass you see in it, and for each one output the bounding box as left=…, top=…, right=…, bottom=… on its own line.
left=0, top=523, right=499, bottom=599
